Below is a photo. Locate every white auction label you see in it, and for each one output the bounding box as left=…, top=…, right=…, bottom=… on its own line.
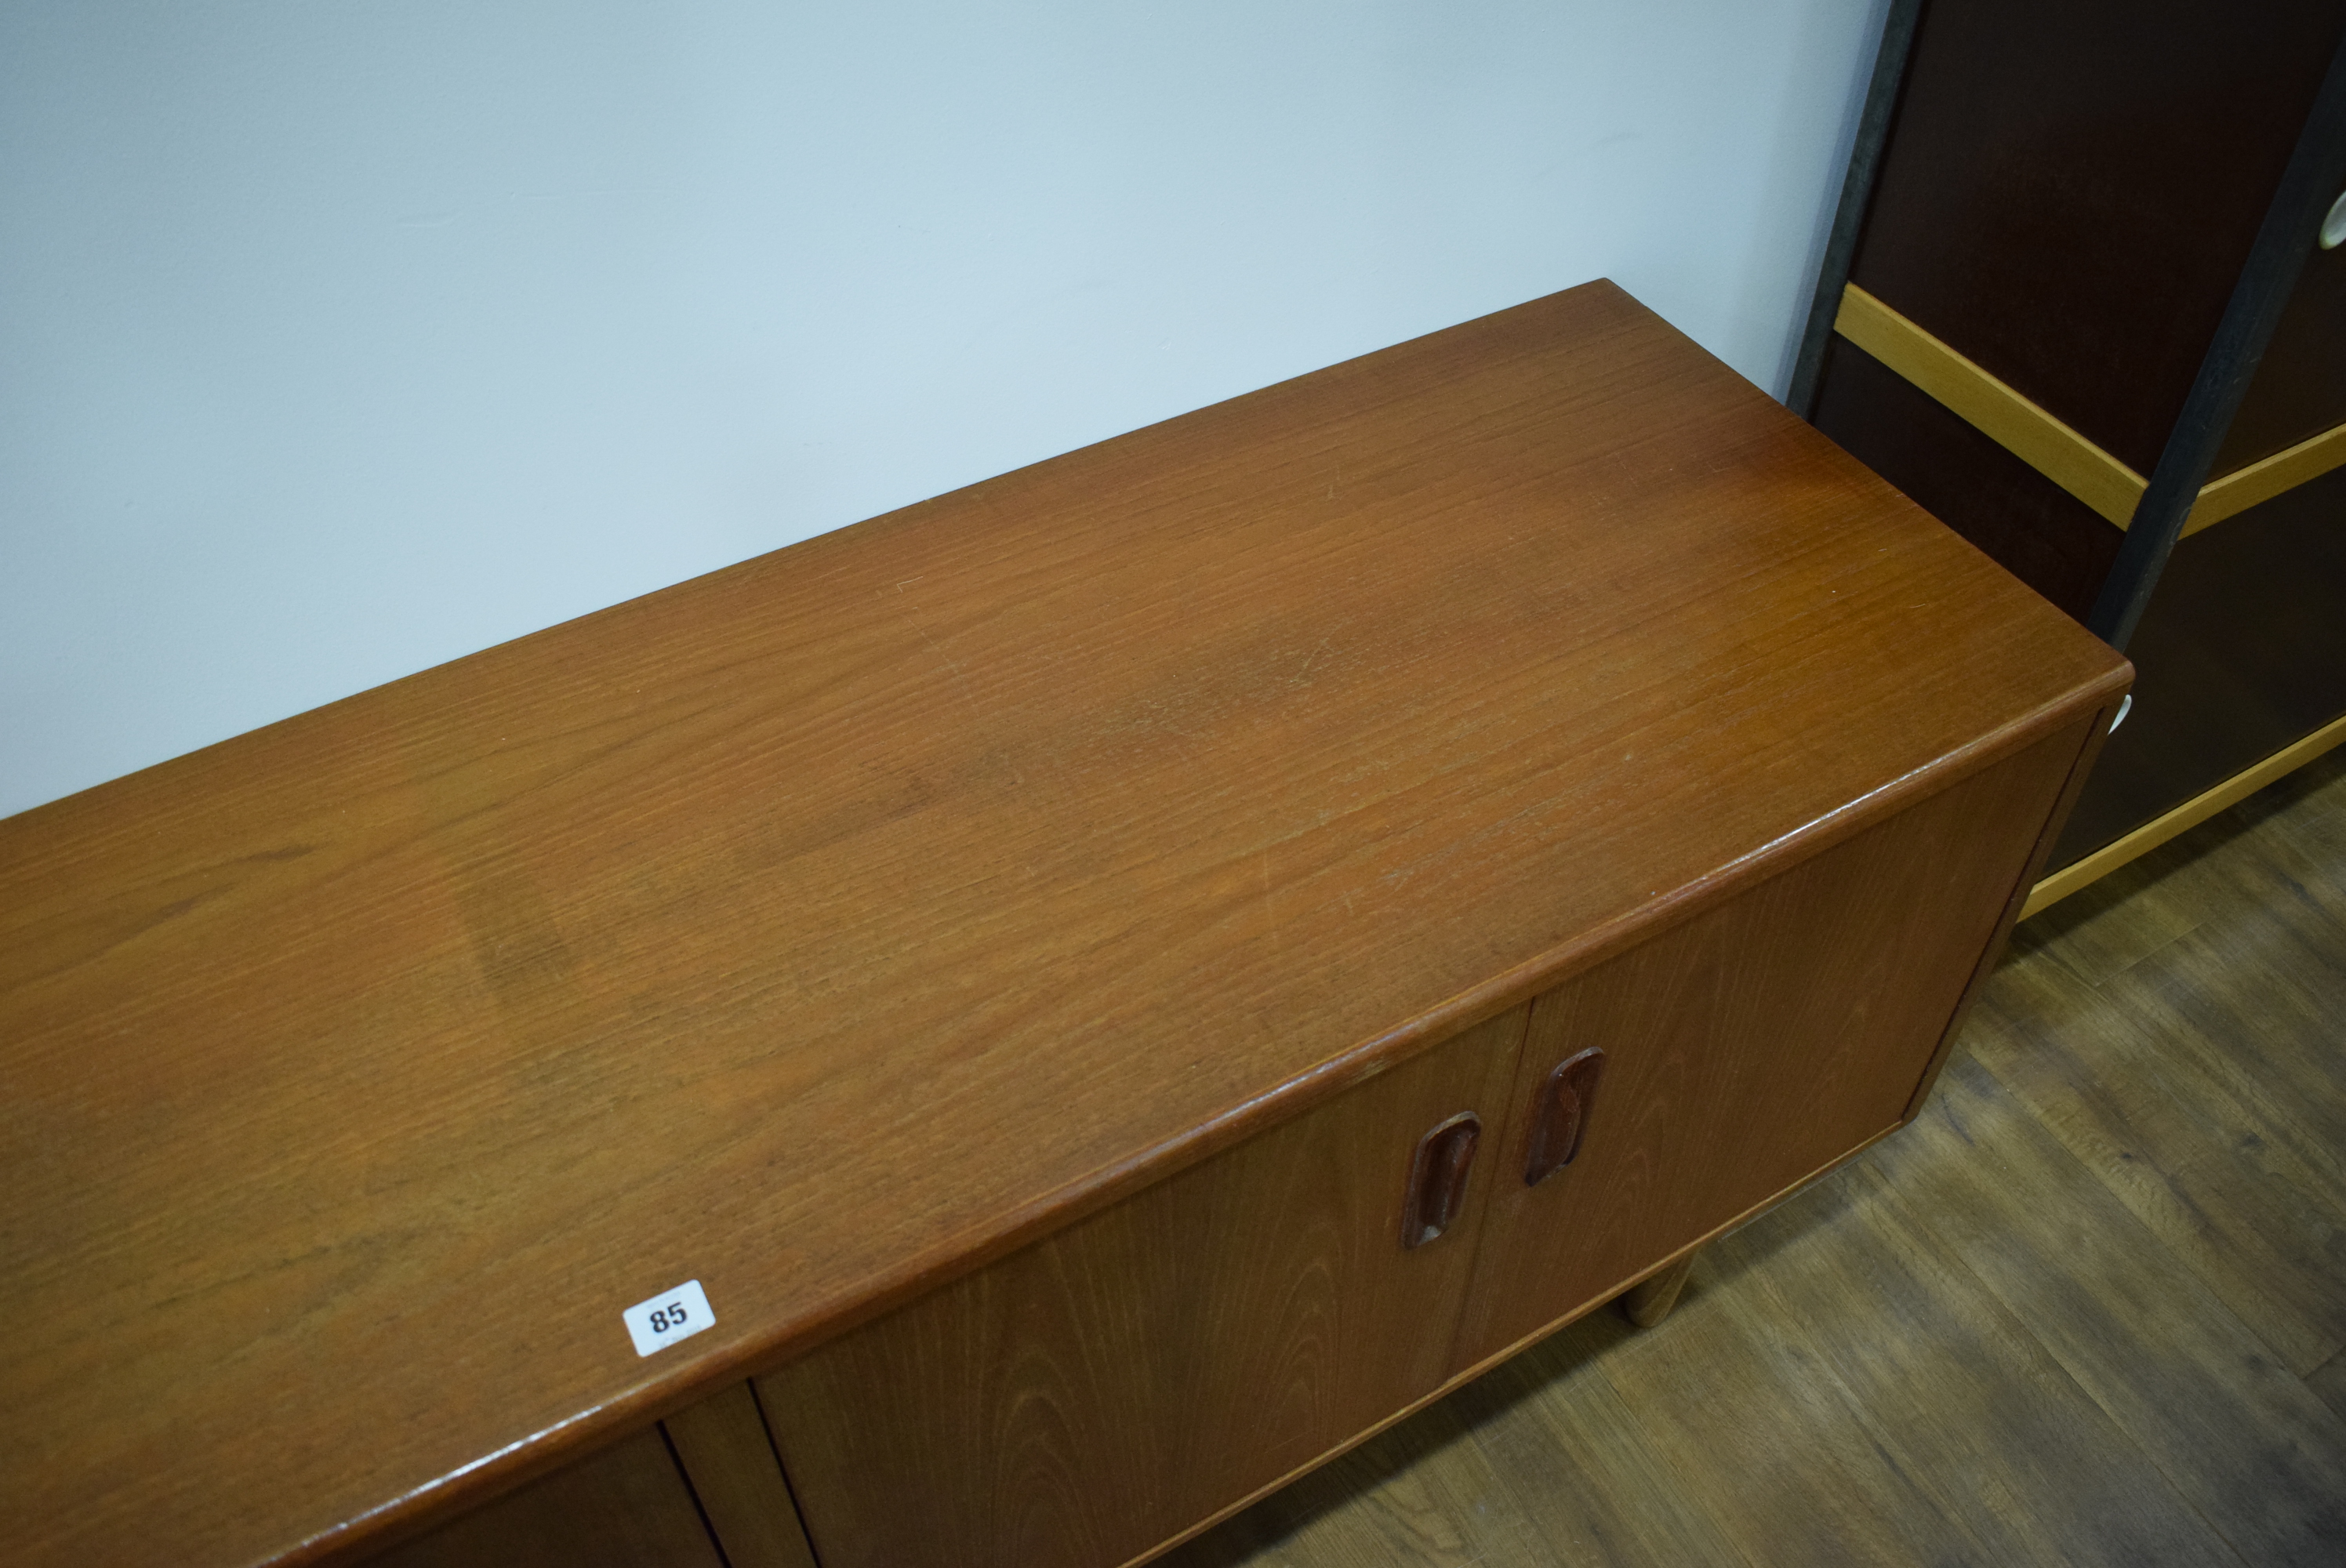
left=623, top=1279, right=714, bottom=1358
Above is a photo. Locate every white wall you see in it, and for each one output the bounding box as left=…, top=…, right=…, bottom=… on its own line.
left=0, top=1, right=1888, bottom=818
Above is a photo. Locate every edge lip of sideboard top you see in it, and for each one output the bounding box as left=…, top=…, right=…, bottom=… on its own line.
left=0, top=279, right=2130, bottom=1568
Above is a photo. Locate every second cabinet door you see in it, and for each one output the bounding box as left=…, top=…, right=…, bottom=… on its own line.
left=1451, top=720, right=2088, bottom=1370
left=759, top=1003, right=1531, bottom=1568
left=364, top=1425, right=723, bottom=1568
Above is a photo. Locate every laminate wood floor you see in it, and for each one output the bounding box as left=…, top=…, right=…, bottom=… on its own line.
left=1161, top=745, right=2346, bottom=1568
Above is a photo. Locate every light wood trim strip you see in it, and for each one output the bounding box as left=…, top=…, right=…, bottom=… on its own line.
left=2021, top=710, right=2346, bottom=919
left=2184, top=419, right=2346, bottom=535
left=1833, top=285, right=2346, bottom=538
left=1833, top=284, right=2148, bottom=527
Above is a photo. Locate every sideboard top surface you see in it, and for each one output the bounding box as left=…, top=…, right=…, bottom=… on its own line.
left=0, top=281, right=2127, bottom=1567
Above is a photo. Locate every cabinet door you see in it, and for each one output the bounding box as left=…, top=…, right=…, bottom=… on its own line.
left=1452, top=724, right=2086, bottom=1370
left=365, top=1425, right=721, bottom=1568
left=759, top=1004, right=1529, bottom=1568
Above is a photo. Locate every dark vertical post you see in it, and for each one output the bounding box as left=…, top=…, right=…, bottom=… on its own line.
left=1785, top=0, right=1927, bottom=419
left=2086, top=32, right=2346, bottom=650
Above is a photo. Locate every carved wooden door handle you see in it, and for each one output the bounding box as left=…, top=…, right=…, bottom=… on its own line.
left=1401, top=1112, right=1482, bottom=1249
left=1524, top=1047, right=1605, bottom=1186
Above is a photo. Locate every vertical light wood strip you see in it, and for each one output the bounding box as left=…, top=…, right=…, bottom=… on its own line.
left=1833, top=284, right=2149, bottom=528
left=664, top=1384, right=822, bottom=1568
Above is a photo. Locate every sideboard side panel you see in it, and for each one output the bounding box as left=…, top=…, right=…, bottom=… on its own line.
left=757, top=1004, right=1530, bottom=1568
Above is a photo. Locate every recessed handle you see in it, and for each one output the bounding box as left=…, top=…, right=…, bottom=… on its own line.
left=1401, top=1112, right=1482, bottom=1249
left=1524, top=1047, right=1605, bottom=1187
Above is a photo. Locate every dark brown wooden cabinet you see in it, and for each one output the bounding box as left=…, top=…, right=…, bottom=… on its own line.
left=1, top=282, right=2125, bottom=1568
left=1795, top=0, right=2346, bottom=911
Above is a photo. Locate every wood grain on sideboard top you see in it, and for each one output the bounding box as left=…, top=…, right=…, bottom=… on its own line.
left=0, top=281, right=2129, bottom=1567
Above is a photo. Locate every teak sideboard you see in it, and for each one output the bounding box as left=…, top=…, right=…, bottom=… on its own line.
left=0, top=281, right=2130, bottom=1568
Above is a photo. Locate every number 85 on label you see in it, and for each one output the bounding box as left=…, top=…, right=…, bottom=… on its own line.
left=623, top=1279, right=714, bottom=1357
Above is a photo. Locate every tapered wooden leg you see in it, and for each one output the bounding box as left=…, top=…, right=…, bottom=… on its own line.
left=1619, top=1250, right=1698, bottom=1328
